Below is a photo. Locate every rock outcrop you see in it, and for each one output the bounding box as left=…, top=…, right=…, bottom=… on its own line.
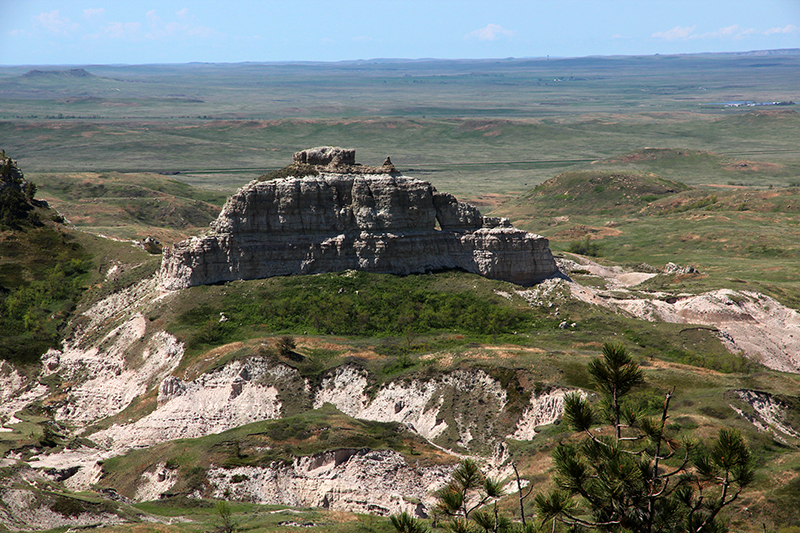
left=160, top=147, right=557, bottom=289
left=206, top=449, right=452, bottom=517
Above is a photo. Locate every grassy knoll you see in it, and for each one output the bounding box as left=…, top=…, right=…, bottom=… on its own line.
left=98, top=403, right=454, bottom=499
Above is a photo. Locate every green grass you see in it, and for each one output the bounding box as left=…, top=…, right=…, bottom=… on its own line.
left=154, top=268, right=763, bottom=381
left=33, top=171, right=225, bottom=241
left=494, top=168, right=800, bottom=307
left=172, top=271, right=536, bottom=347
left=511, top=169, right=691, bottom=217
left=0, top=213, right=93, bottom=365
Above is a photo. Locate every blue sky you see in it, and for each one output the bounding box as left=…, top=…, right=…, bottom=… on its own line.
left=2, top=0, right=799, bottom=65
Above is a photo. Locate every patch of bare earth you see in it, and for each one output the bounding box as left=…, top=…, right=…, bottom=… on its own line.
left=552, top=225, right=623, bottom=240
left=560, top=257, right=800, bottom=372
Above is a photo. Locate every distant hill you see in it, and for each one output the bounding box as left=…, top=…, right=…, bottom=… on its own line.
left=499, top=170, right=691, bottom=218
left=22, top=68, right=95, bottom=79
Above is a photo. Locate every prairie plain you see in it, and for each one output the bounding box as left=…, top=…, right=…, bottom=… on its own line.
left=1, top=51, right=800, bottom=533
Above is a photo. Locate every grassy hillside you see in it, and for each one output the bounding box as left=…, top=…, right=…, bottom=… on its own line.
left=495, top=152, right=800, bottom=308
left=511, top=169, right=690, bottom=216
left=35, top=171, right=226, bottom=242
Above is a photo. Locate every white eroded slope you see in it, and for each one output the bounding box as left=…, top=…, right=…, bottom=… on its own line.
left=91, top=358, right=295, bottom=454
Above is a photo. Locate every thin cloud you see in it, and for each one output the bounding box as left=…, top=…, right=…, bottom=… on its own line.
left=144, top=8, right=220, bottom=40
left=764, top=24, right=799, bottom=36
left=187, top=26, right=218, bottom=38
left=36, top=10, right=80, bottom=35
left=102, top=21, right=142, bottom=39
left=466, top=24, right=516, bottom=42
left=699, top=25, right=755, bottom=39
left=83, top=8, right=105, bottom=19
left=653, top=24, right=759, bottom=41
left=652, top=25, right=696, bottom=41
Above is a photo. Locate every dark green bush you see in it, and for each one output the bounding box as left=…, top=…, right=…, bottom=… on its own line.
left=567, top=236, right=601, bottom=257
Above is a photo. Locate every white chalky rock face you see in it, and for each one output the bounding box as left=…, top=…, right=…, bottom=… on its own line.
left=36, top=277, right=185, bottom=426
left=313, top=366, right=508, bottom=447
left=313, top=365, right=370, bottom=415
left=206, top=449, right=452, bottom=517
left=570, top=283, right=800, bottom=372
left=54, top=324, right=184, bottom=425
left=509, top=388, right=574, bottom=440
left=358, top=379, right=447, bottom=440
left=160, top=153, right=557, bottom=290
left=90, top=358, right=293, bottom=455
left=0, top=361, right=48, bottom=428
left=731, top=389, right=800, bottom=443
left=0, top=468, right=126, bottom=531
left=135, top=462, right=180, bottom=502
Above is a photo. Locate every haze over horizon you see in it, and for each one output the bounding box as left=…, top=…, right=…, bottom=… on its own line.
left=1, top=0, right=799, bottom=67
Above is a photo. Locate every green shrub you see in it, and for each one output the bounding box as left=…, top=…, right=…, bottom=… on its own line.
left=567, top=236, right=601, bottom=257
left=0, top=242, right=91, bottom=365
left=177, top=272, right=532, bottom=348
left=277, top=335, right=297, bottom=356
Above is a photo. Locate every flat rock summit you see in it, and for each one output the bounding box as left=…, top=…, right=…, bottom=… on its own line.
left=160, top=147, right=557, bottom=289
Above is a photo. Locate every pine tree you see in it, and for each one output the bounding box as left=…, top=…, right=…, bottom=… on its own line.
left=535, top=343, right=753, bottom=533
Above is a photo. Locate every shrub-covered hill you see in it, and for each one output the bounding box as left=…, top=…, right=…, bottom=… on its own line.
left=0, top=153, right=94, bottom=364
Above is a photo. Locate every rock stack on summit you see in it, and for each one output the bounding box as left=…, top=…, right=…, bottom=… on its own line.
left=159, top=147, right=557, bottom=289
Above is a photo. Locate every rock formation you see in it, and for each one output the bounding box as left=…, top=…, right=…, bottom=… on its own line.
left=159, top=147, right=557, bottom=289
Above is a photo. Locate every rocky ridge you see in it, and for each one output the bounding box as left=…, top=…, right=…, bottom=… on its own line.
left=160, top=147, right=557, bottom=289
left=3, top=251, right=799, bottom=528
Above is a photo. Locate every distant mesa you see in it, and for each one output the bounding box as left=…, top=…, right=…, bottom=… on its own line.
left=22, top=68, right=95, bottom=79
left=160, top=147, right=558, bottom=289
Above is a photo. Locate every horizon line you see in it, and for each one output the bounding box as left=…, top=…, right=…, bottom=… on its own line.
left=2, top=47, right=799, bottom=69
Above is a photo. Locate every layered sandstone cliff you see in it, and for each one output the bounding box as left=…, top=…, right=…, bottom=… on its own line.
left=160, top=148, right=557, bottom=289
